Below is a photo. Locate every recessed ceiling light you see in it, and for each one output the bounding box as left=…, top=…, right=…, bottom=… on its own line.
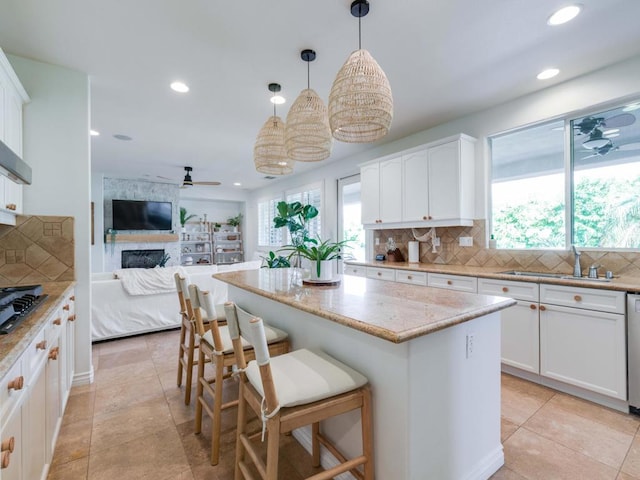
left=170, top=81, right=189, bottom=93
left=90, top=129, right=100, bottom=136
left=233, top=182, right=242, bottom=186
left=113, top=134, right=133, bottom=141
left=537, top=68, right=559, bottom=80
left=623, top=103, right=640, bottom=112
left=270, top=95, right=285, bottom=105
left=547, top=5, right=581, bottom=26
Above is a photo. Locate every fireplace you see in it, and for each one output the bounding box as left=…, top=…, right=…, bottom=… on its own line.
left=121, top=249, right=165, bottom=269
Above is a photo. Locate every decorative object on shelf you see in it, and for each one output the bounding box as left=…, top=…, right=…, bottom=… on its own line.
left=386, top=237, right=404, bottom=262
left=254, top=83, right=294, bottom=175
left=227, top=213, right=243, bottom=229
left=328, top=0, right=393, bottom=143
left=285, top=49, right=332, bottom=162
left=180, top=207, right=196, bottom=230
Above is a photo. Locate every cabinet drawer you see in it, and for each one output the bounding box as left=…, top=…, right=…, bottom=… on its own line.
left=478, top=278, right=539, bottom=302
left=366, top=267, right=396, bottom=282
left=45, top=308, right=65, bottom=344
left=1, top=355, right=24, bottom=421
left=344, top=265, right=367, bottom=277
left=428, top=273, right=477, bottom=293
left=540, top=284, right=625, bottom=314
left=395, top=270, right=427, bottom=286
left=26, top=328, right=48, bottom=379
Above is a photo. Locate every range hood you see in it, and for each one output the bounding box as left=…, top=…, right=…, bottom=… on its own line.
left=0, top=139, right=31, bottom=185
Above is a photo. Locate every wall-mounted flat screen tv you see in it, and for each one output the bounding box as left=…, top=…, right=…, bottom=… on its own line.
left=112, top=200, right=172, bottom=230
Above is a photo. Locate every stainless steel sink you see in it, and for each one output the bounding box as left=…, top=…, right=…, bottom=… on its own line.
left=500, top=271, right=611, bottom=282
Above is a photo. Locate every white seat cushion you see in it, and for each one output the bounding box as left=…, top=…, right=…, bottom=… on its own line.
left=246, top=349, right=368, bottom=408
left=202, top=323, right=288, bottom=354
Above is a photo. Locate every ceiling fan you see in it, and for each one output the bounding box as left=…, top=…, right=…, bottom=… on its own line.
left=180, top=166, right=221, bottom=188
left=573, top=113, right=636, bottom=136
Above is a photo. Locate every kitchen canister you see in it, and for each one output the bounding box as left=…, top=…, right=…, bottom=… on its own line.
left=408, top=241, right=419, bottom=263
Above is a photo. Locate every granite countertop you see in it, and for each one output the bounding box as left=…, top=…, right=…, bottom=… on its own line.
left=347, top=261, right=640, bottom=292
left=0, top=281, right=75, bottom=379
left=213, top=269, right=516, bottom=343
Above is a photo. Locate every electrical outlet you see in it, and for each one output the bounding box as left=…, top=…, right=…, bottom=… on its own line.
left=459, top=236, right=473, bottom=247
left=466, top=333, right=475, bottom=359
left=434, top=237, right=440, bottom=246
left=375, top=237, right=380, bottom=245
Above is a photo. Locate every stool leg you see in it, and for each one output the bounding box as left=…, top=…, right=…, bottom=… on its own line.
left=194, top=346, right=205, bottom=434
left=176, top=319, right=186, bottom=387
left=211, top=357, right=225, bottom=465
left=184, top=322, right=196, bottom=405
left=312, top=422, right=320, bottom=467
left=235, top=384, right=247, bottom=480
left=362, top=387, right=374, bottom=480
left=265, top=417, right=280, bottom=480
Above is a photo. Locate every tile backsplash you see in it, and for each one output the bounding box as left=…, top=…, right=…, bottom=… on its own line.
left=373, top=220, right=640, bottom=278
left=0, top=215, right=75, bottom=285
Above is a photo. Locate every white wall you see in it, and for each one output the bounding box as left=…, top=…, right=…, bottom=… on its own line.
left=246, top=55, right=640, bottom=256
left=9, top=54, right=93, bottom=385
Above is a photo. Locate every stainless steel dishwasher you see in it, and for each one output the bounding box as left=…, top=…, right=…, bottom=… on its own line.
left=628, top=293, right=640, bottom=414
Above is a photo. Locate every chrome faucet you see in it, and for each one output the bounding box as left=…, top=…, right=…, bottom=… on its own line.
left=572, top=245, right=582, bottom=277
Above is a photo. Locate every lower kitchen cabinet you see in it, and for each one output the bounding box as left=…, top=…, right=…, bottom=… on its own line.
left=1, top=404, right=22, bottom=480
left=427, top=272, right=477, bottom=293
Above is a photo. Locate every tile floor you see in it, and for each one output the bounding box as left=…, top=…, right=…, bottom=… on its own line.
left=48, top=329, right=640, bottom=479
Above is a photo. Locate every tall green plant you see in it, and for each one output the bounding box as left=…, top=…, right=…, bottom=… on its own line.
left=281, top=237, right=351, bottom=277
left=180, top=207, right=196, bottom=227
left=273, top=201, right=318, bottom=246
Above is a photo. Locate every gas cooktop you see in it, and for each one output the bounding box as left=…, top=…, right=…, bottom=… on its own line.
left=0, top=285, right=48, bottom=335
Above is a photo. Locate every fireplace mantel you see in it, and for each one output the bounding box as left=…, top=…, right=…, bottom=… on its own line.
left=106, top=233, right=179, bottom=243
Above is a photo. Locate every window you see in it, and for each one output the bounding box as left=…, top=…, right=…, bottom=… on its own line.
left=257, top=196, right=283, bottom=247
left=490, top=99, right=640, bottom=249
left=285, top=182, right=322, bottom=241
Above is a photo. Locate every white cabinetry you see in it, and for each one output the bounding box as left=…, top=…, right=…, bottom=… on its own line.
left=213, top=228, right=244, bottom=265
left=427, top=273, right=477, bottom=293
left=366, top=266, right=396, bottom=282
left=0, top=49, right=29, bottom=158
left=539, top=284, right=626, bottom=400
left=343, top=264, right=367, bottom=277
left=395, top=269, right=427, bottom=286
left=181, top=231, right=212, bottom=266
left=361, top=134, right=475, bottom=229
left=360, top=156, right=402, bottom=225
left=478, top=278, right=540, bottom=373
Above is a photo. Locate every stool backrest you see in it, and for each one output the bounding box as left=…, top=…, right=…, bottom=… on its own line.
left=175, top=273, right=194, bottom=320
left=188, top=284, right=224, bottom=351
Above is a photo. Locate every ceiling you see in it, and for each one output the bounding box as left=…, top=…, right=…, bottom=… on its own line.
left=2, top=0, right=640, bottom=191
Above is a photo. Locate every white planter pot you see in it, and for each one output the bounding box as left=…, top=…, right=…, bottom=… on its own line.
left=310, top=260, right=334, bottom=281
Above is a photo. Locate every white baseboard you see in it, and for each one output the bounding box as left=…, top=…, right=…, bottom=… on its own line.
left=71, top=367, right=94, bottom=387
left=463, top=445, right=504, bottom=480
left=291, top=427, right=356, bottom=480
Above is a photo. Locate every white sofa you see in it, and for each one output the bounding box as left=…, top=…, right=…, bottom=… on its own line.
left=91, top=261, right=261, bottom=341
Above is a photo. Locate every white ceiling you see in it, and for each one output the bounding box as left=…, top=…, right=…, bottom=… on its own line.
left=1, top=0, right=640, bottom=191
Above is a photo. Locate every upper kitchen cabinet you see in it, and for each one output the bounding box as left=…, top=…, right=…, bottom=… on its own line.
left=360, top=134, right=476, bottom=229
left=360, top=156, right=403, bottom=225
left=0, top=49, right=29, bottom=157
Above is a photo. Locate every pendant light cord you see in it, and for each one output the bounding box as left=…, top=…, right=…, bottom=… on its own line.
left=358, top=5, right=362, bottom=50
left=307, top=60, right=310, bottom=90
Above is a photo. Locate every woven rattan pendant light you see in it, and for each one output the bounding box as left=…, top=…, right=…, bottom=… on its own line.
left=285, top=49, right=332, bottom=162
left=254, top=83, right=294, bottom=175
left=329, top=0, right=393, bottom=143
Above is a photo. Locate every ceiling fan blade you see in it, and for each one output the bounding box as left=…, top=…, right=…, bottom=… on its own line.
left=582, top=154, right=599, bottom=160
left=193, top=181, right=221, bottom=186
left=604, top=113, right=636, bottom=128
left=618, top=142, right=640, bottom=151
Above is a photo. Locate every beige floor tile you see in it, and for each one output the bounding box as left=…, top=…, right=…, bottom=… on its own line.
left=91, top=397, right=175, bottom=453
left=95, top=335, right=150, bottom=356
left=165, top=387, right=197, bottom=425
left=99, top=348, right=152, bottom=370
left=501, top=417, right=518, bottom=442
left=88, top=426, right=190, bottom=480
left=504, top=428, right=618, bottom=480
left=524, top=399, right=634, bottom=468
left=93, top=374, right=165, bottom=415
left=61, top=391, right=95, bottom=426
left=51, top=417, right=93, bottom=467
left=489, top=466, right=528, bottom=479
left=549, top=393, right=640, bottom=436
left=622, top=435, right=640, bottom=478
left=501, top=380, right=553, bottom=426
left=93, top=358, right=157, bottom=388
left=68, top=382, right=97, bottom=397
left=618, top=471, right=640, bottom=480
left=47, top=456, right=89, bottom=479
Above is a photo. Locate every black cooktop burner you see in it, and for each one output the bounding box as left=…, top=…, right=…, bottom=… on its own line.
left=0, top=285, right=48, bottom=335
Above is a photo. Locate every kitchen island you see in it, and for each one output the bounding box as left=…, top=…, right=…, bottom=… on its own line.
left=214, top=268, right=516, bottom=480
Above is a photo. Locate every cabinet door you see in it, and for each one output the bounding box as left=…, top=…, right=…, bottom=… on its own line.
left=45, top=339, right=61, bottom=462
left=501, top=301, right=540, bottom=373
left=402, top=149, right=429, bottom=222
left=24, top=366, right=46, bottom=480
left=4, top=178, right=22, bottom=215
left=360, top=162, right=380, bottom=225
left=0, top=82, right=5, bottom=145
left=4, top=93, right=22, bottom=157
left=540, top=304, right=626, bottom=400
left=379, top=157, right=402, bottom=224
left=427, top=273, right=477, bottom=293
left=1, top=405, right=22, bottom=480
left=427, top=140, right=460, bottom=220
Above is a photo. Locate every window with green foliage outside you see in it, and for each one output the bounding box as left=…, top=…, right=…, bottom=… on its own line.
left=490, top=100, right=640, bottom=249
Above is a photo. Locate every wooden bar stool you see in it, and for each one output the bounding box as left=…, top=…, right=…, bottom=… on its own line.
left=174, top=273, right=226, bottom=405
left=187, top=283, right=290, bottom=466
left=225, top=302, right=374, bottom=480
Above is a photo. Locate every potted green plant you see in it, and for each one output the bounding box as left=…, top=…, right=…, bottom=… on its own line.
left=227, top=213, right=243, bottom=231
left=180, top=207, right=196, bottom=231
left=281, top=237, right=351, bottom=280
left=260, top=251, right=291, bottom=269
left=273, top=201, right=318, bottom=247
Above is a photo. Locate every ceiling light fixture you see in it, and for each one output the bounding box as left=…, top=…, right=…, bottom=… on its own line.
left=170, top=81, right=189, bottom=93
left=328, top=0, right=393, bottom=143
left=547, top=5, right=582, bottom=26
left=90, top=129, right=100, bottom=136
left=285, top=49, right=332, bottom=162
left=233, top=182, right=242, bottom=186
left=537, top=68, right=559, bottom=80
left=254, top=83, right=294, bottom=175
